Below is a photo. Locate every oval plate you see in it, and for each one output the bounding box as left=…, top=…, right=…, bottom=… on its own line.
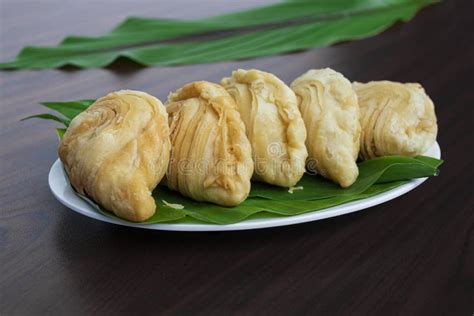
left=49, top=142, right=440, bottom=231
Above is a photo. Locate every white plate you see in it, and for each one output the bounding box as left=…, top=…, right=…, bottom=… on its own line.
left=49, top=142, right=440, bottom=231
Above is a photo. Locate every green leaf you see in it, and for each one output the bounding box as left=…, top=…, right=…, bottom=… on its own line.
left=81, top=156, right=442, bottom=225
left=40, top=100, right=95, bottom=120
left=21, top=113, right=69, bottom=126
left=22, top=99, right=95, bottom=127
left=249, top=155, right=443, bottom=200
left=0, top=0, right=437, bottom=69
left=56, top=128, right=66, bottom=139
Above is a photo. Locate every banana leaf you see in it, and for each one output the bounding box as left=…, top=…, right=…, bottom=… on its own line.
left=0, top=0, right=438, bottom=69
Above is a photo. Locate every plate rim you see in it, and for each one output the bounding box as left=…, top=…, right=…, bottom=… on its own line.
left=48, top=142, right=441, bottom=231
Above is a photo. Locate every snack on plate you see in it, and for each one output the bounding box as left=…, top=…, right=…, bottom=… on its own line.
left=58, top=90, right=171, bottom=221
left=291, top=68, right=361, bottom=188
left=52, top=69, right=440, bottom=223
left=353, top=81, right=437, bottom=159
left=165, top=81, right=253, bottom=206
left=221, top=69, right=307, bottom=187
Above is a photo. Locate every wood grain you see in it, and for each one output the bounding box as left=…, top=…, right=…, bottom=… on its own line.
left=1, top=0, right=473, bottom=315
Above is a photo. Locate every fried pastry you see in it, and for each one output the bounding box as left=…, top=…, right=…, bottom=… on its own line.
left=58, top=90, right=171, bottom=222
left=165, top=81, right=253, bottom=206
left=221, top=69, right=307, bottom=187
left=353, top=81, right=437, bottom=159
left=291, top=68, right=361, bottom=188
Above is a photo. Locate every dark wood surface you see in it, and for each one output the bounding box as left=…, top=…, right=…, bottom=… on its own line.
left=1, top=0, right=473, bottom=315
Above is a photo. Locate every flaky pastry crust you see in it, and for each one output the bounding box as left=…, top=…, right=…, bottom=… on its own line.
left=353, top=81, right=437, bottom=159
left=221, top=69, right=307, bottom=187
left=166, top=81, right=253, bottom=206
left=291, top=68, right=361, bottom=188
left=58, top=90, right=171, bottom=222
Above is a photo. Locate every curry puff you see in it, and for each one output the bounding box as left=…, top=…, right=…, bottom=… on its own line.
left=58, top=90, right=171, bottom=222
left=165, top=81, right=253, bottom=206
left=291, top=68, right=361, bottom=188
left=353, top=81, right=437, bottom=159
left=221, top=69, right=308, bottom=187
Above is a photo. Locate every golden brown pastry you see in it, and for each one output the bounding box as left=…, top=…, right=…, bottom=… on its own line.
left=221, top=69, right=307, bottom=187
left=165, top=81, right=253, bottom=206
left=353, top=81, right=438, bottom=159
left=58, top=90, right=171, bottom=222
left=291, top=68, right=361, bottom=188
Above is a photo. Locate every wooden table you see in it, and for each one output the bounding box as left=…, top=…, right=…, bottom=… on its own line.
left=1, top=0, right=473, bottom=315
